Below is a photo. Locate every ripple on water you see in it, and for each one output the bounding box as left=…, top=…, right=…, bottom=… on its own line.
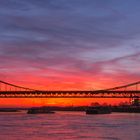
left=0, top=112, right=139, bottom=140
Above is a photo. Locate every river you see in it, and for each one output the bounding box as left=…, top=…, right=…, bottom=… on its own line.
left=0, top=111, right=139, bottom=140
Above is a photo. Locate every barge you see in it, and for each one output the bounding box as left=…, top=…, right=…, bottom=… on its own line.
left=86, top=106, right=111, bottom=114
left=27, top=107, right=55, bottom=114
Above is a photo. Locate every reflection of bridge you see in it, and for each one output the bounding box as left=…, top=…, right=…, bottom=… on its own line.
left=0, top=80, right=140, bottom=99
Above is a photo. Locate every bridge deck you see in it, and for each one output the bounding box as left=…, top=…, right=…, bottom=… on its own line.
left=0, top=90, right=139, bottom=98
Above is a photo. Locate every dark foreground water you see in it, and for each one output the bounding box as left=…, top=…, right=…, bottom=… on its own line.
left=0, top=111, right=139, bottom=140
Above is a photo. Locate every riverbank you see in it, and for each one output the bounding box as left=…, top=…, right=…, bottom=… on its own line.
left=26, top=106, right=140, bottom=113
left=112, top=106, right=140, bottom=113
left=0, top=108, right=20, bottom=112
left=0, top=105, right=140, bottom=113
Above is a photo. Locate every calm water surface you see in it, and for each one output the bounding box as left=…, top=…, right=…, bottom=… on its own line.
left=0, top=111, right=139, bottom=140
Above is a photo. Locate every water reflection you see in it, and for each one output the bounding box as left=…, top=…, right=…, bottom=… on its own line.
left=0, top=111, right=139, bottom=140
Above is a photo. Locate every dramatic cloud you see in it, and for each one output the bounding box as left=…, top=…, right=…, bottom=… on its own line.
left=0, top=0, right=140, bottom=91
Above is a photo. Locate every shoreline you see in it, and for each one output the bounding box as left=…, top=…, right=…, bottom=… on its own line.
left=0, top=106, right=140, bottom=113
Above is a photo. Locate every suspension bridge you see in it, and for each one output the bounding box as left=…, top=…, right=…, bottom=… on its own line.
left=0, top=80, right=139, bottom=99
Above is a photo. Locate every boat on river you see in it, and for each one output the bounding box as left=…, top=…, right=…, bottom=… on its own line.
left=86, top=106, right=111, bottom=114
left=27, top=107, right=55, bottom=114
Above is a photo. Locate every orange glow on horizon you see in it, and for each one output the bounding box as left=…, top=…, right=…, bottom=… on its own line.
left=0, top=74, right=137, bottom=107
left=0, top=98, right=129, bottom=107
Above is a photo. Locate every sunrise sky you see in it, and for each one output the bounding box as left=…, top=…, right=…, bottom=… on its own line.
left=0, top=0, right=140, bottom=106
